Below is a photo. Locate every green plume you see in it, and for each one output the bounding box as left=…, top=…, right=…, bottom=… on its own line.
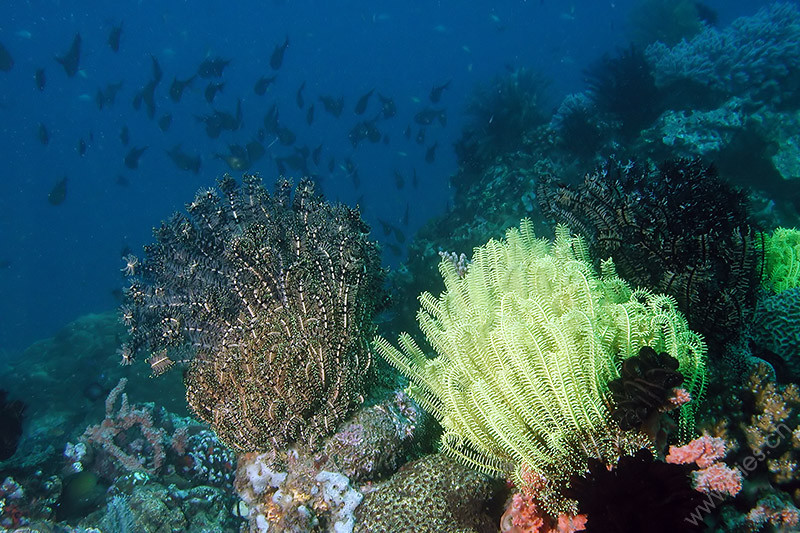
left=374, top=221, right=706, bottom=512
left=763, top=227, right=800, bottom=294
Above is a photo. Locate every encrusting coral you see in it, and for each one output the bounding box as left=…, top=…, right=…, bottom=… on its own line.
left=119, top=174, right=384, bottom=452
left=374, top=220, right=707, bottom=515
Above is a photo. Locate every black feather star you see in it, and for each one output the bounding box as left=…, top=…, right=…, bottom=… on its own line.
left=608, top=346, right=684, bottom=431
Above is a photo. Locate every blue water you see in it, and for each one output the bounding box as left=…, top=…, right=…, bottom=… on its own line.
left=0, top=0, right=769, bottom=355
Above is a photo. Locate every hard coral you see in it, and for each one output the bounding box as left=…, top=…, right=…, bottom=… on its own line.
left=120, top=175, right=384, bottom=452
left=354, top=453, right=499, bottom=533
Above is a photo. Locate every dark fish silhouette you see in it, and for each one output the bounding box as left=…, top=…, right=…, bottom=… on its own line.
left=354, top=89, right=374, bottom=115
left=0, top=390, right=25, bottom=461
left=344, top=157, right=360, bottom=188
left=312, top=144, right=322, bottom=166
left=378, top=93, right=396, bottom=119
left=197, top=56, right=230, bottom=78
left=0, top=41, right=13, bottom=72
left=216, top=144, right=251, bottom=171
left=319, top=95, right=344, bottom=117
left=429, top=80, right=451, bottom=103
left=276, top=125, right=296, bottom=145
left=393, top=170, right=405, bottom=189
left=34, top=68, right=46, bottom=90
left=77, top=138, right=87, bottom=156
left=416, top=128, right=425, bottom=144
left=37, top=122, right=49, bottom=145
left=169, top=75, right=195, bottom=102
left=246, top=140, right=265, bottom=163
left=96, top=81, right=123, bottom=109
left=254, top=75, right=277, bottom=95
left=270, top=35, right=289, bottom=70
left=425, top=142, right=438, bottom=163
left=204, top=81, right=224, bottom=103
left=119, top=125, right=130, bottom=146
left=296, top=81, right=305, bottom=108
left=124, top=146, right=148, bottom=169
left=402, top=202, right=409, bottom=226
left=328, top=156, right=335, bottom=173
left=263, top=103, right=280, bottom=133
left=134, top=56, right=162, bottom=119
left=384, top=242, right=402, bottom=256
left=348, top=119, right=381, bottom=148
left=414, top=107, right=446, bottom=126
left=404, top=125, right=411, bottom=139
left=378, top=219, right=405, bottom=242
left=108, top=23, right=123, bottom=52
left=276, top=146, right=310, bottom=175
left=196, top=100, right=242, bottom=138
left=306, top=104, right=315, bottom=125
left=158, top=113, right=172, bottom=132
left=166, top=144, right=201, bottom=174
left=48, top=176, right=67, bottom=205
left=55, top=34, right=81, bottom=77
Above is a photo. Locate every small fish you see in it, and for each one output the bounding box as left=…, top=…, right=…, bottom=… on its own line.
left=312, top=144, right=322, bottom=166
left=328, top=156, right=335, bottom=173
left=263, top=103, right=279, bottom=133
left=276, top=125, right=296, bottom=145
left=354, top=88, right=374, bottom=115
left=95, top=89, right=106, bottom=110
left=246, top=140, right=266, bottom=163
left=34, top=68, right=45, bottom=90
left=37, top=123, right=49, bottom=145
left=169, top=75, right=195, bottom=102
left=124, top=145, right=148, bottom=169
left=414, top=107, right=446, bottom=126
left=108, top=23, right=123, bottom=52
left=0, top=41, right=13, bottom=72
left=55, top=33, right=81, bottom=77
left=378, top=93, right=396, bottom=119
left=197, top=56, right=230, bottom=78
left=166, top=144, right=201, bottom=174
left=270, top=35, right=289, bottom=70
left=319, top=95, right=344, bottom=117
left=48, top=176, right=67, bottom=205
left=416, top=128, right=425, bottom=144
left=306, top=104, right=315, bottom=125
left=77, top=138, right=87, bottom=156
left=429, top=79, right=451, bottom=103
left=216, top=144, right=250, bottom=171
left=385, top=242, right=402, bottom=256
left=101, top=81, right=123, bottom=106
left=296, top=81, right=305, bottom=108
left=119, top=125, right=130, bottom=146
left=425, top=142, right=438, bottom=163
left=158, top=113, right=172, bottom=132
left=204, top=81, right=224, bottom=103
left=404, top=125, right=411, bottom=139
left=254, top=75, right=276, bottom=95
left=393, top=170, right=405, bottom=189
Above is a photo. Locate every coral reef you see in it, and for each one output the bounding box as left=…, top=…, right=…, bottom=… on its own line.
left=354, top=453, right=500, bottom=533
left=646, top=2, right=800, bottom=106
left=375, top=220, right=706, bottom=514
left=120, top=174, right=385, bottom=452
left=585, top=45, right=663, bottom=138
left=751, top=287, right=800, bottom=381
left=454, top=68, right=551, bottom=178
left=538, top=158, right=765, bottom=350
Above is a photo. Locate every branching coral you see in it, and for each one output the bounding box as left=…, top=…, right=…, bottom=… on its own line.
left=374, top=220, right=706, bottom=514
left=120, top=174, right=384, bottom=452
